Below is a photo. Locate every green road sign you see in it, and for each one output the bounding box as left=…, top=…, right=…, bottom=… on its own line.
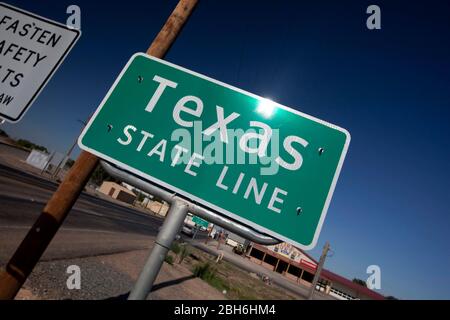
left=79, top=53, right=350, bottom=250
left=192, top=216, right=209, bottom=229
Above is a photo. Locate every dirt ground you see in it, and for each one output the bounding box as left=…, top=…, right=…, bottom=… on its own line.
left=169, top=244, right=301, bottom=300
left=14, top=243, right=300, bottom=300
left=104, top=249, right=227, bottom=300
left=14, top=248, right=226, bottom=300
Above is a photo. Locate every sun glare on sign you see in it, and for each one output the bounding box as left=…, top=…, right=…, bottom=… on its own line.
left=257, top=98, right=276, bottom=118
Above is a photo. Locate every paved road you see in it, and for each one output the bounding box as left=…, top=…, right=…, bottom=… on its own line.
left=0, top=162, right=207, bottom=265
left=0, top=163, right=163, bottom=266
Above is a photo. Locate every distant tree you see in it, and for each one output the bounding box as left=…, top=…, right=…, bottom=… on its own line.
left=89, top=164, right=120, bottom=186
left=64, top=158, right=75, bottom=169
left=136, top=192, right=145, bottom=203
left=385, top=296, right=398, bottom=300
left=0, top=129, right=8, bottom=137
left=16, top=139, right=48, bottom=153
left=352, top=278, right=367, bottom=287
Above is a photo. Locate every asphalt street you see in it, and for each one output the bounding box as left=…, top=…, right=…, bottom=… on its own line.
left=0, top=163, right=164, bottom=266
left=0, top=162, right=208, bottom=265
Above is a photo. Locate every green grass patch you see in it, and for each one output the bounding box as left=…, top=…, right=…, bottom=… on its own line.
left=170, top=241, right=181, bottom=254
left=192, top=262, right=230, bottom=292
left=164, top=254, right=174, bottom=265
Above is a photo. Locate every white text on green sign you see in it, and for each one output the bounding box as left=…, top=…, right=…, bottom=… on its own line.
left=79, top=53, right=350, bottom=249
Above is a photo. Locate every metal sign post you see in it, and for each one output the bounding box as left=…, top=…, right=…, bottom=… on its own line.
left=128, top=198, right=188, bottom=300
left=192, top=225, right=199, bottom=240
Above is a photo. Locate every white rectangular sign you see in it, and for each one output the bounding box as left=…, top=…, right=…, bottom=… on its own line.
left=0, top=3, right=80, bottom=122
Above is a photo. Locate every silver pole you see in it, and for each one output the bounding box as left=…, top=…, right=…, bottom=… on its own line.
left=192, top=225, right=199, bottom=240
left=128, top=198, right=188, bottom=300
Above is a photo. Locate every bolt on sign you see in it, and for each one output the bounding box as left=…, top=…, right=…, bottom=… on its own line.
left=79, top=53, right=350, bottom=250
left=0, top=3, right=80, bottom=122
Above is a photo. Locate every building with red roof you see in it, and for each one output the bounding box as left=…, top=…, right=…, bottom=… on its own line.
left=246, top=243, right=384, bottom=300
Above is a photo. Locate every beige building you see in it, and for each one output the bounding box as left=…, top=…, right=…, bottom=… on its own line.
left=98, top=181, right=137, bottom=204
left=146, top=200, right=169, bottom=216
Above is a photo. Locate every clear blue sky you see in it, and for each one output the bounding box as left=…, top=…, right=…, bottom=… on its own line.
left=2, top=0, right=450, bottom=299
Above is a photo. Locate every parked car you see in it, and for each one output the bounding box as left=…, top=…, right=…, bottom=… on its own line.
left=232, top=244, right=246, bottom=255
left=181, top=224, right=195, bottom=236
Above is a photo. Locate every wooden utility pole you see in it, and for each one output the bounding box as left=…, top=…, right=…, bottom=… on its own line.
left=0, top=0, right=199, bottom=300
left=308, top=241, right=330, bottom=300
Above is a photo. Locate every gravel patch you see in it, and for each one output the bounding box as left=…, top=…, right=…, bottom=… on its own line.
left=23, top=256, right=133, bottom=300
left=17, top=249, right=226, bottom=300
